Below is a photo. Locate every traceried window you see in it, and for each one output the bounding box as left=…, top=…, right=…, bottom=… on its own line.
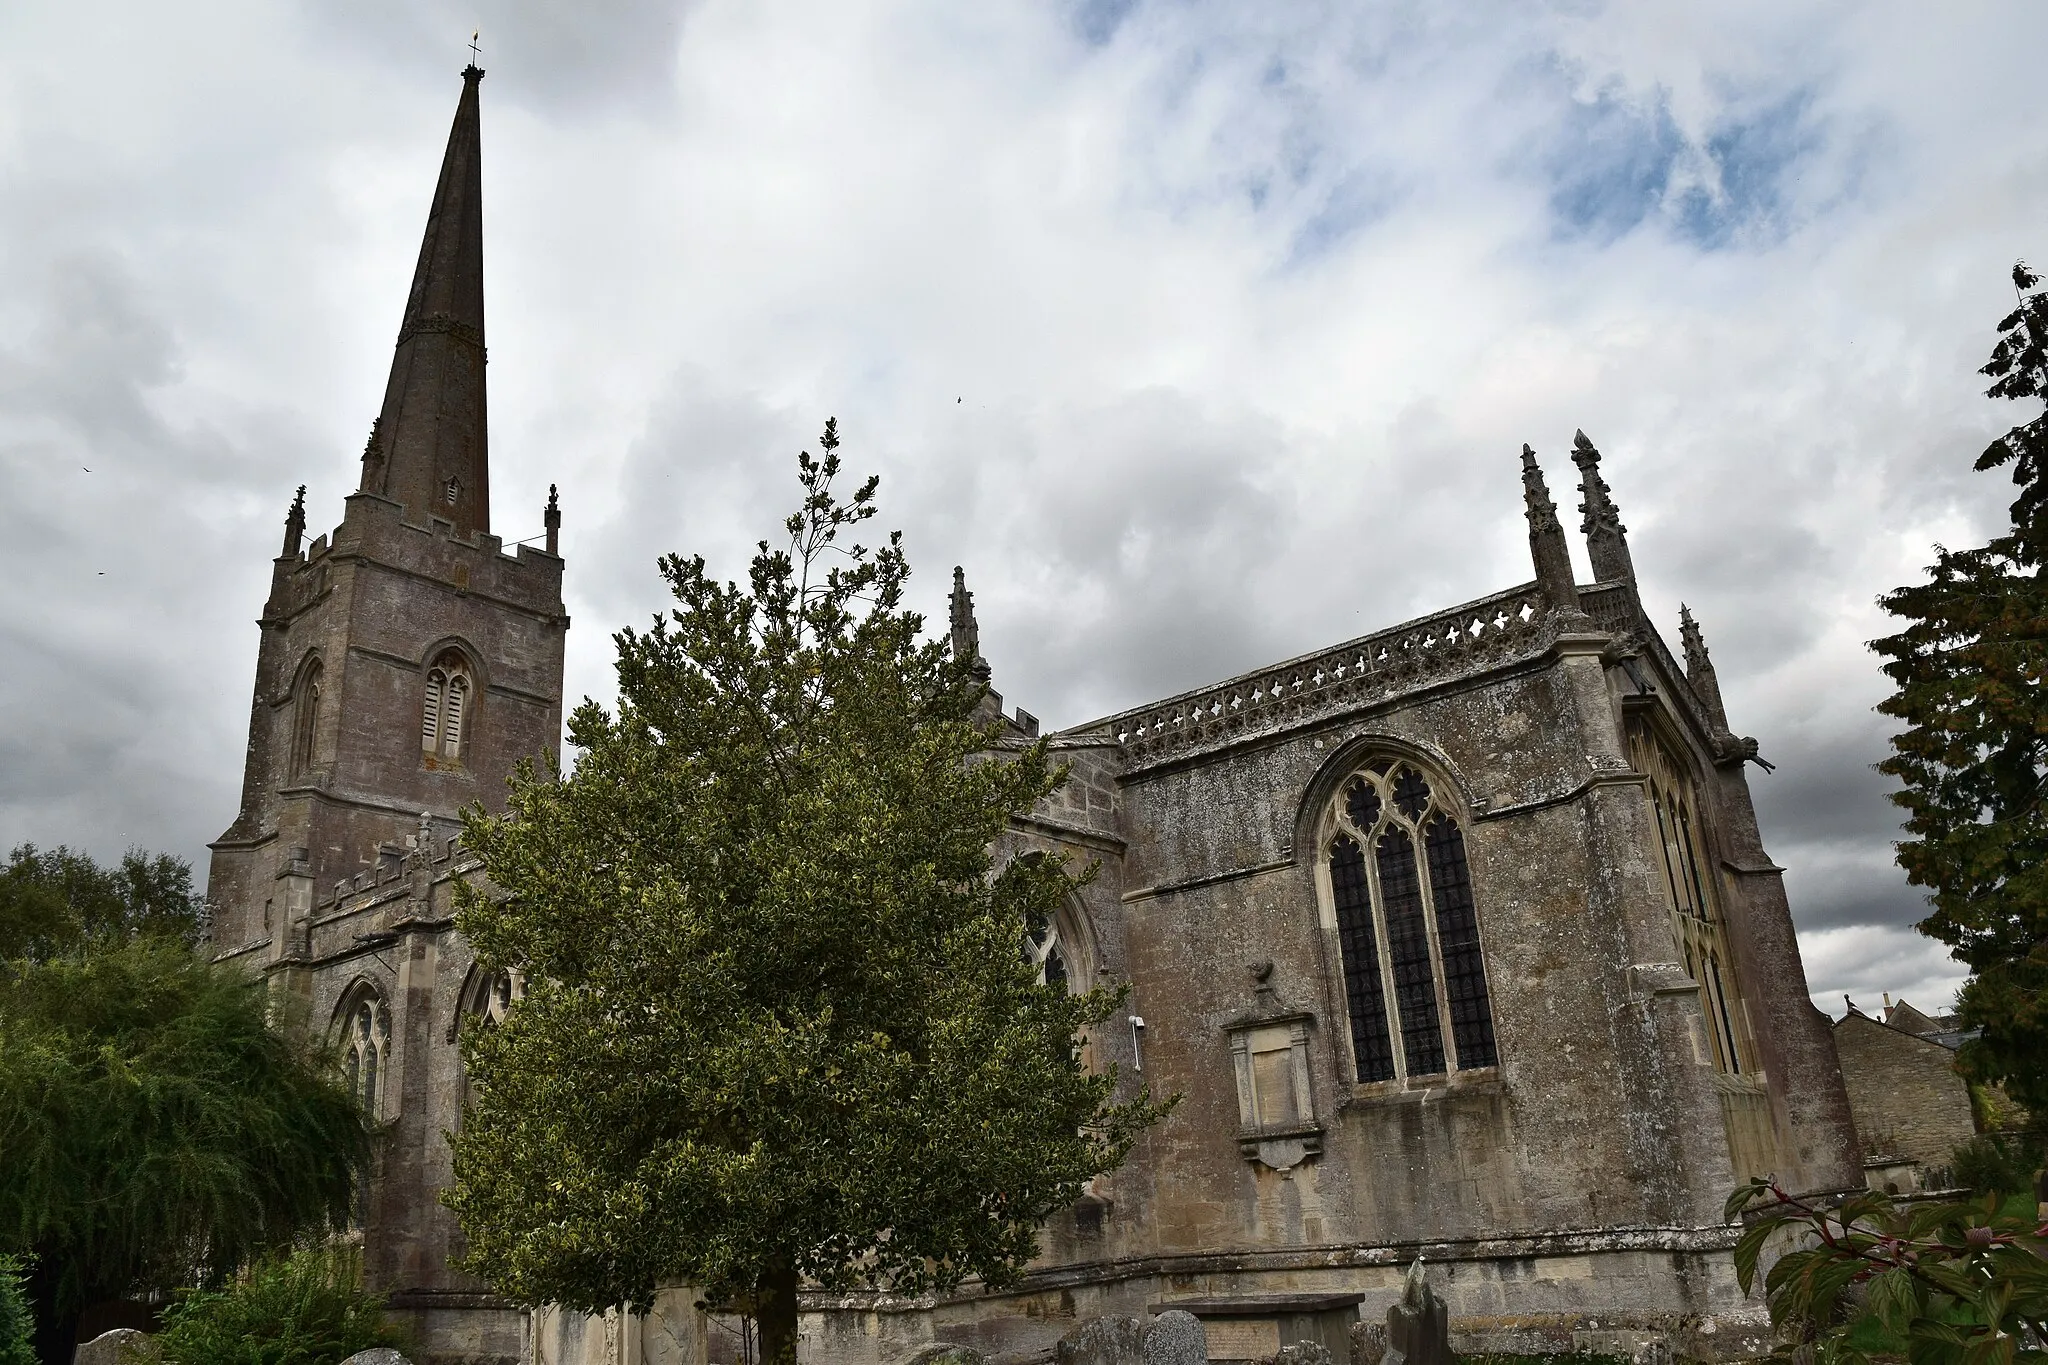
left=341, top=992, right=391, bottom=1120
left=1323, top=758, right=1497, bottom=1084
left=291, top=659, right=323, bottom=775
left=1025, top=908, right=1070, bottom=991
left=1627, top=718, right=1750, bottom=1075
left=421, top=651, right=472, bottom=762
left=475, top=967, right=523, bottom=1026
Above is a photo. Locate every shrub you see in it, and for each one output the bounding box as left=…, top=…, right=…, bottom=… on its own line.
left=1950, top=1130, right=2045, bottom=1198
left=154, top=1247, right=403, bottom=1365
left=0, top=1255, right=34, bottom=1365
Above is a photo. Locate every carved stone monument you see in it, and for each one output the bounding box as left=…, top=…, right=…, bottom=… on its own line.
left=1382, top=1262, right=1449, bottom=1365
left=1057, top=1316, right=1148, bottom=1365
left=1144, top=1311, right=1208, bottom=1365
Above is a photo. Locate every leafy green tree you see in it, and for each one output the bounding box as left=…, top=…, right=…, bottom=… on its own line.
left=1729, top=1179, right=2048, bottom=1365
left=154, top=1246, right=405, bottom=1365
left=0, top=843, right=205, bottom=961
left=446, top=425, right=1170, bottom=1365
left=1874, top=261, right=2048, bottom=1114
left=0, top=940, right=371, bottom=1356
left=0, top=1256, right=34, bottom=1365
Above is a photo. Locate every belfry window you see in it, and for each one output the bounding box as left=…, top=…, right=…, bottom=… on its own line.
left=342, top=992, right=392, bottom=1121
left=291, top=659, right=323, bottom=776
left=1323, top=759, right=1497, bottom=1084
left=421, top=652, right=472, bottom=761
left=1627, top=719, right=1750, bottom=1074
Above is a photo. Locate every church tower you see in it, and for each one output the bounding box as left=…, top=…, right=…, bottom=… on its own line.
left=207, top=64, right=566, bottom=954
left=206, top=69, right=564, bottom=1352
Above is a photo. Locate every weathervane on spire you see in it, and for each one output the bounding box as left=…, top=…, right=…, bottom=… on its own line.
left=469, top=30, right=482, bottom=65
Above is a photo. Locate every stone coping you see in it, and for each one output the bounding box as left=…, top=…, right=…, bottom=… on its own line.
left=1147, top=1295, right=1365, bottom=1316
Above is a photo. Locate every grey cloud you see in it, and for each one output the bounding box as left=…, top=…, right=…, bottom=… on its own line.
left=295, top=0, right=695, bottom=117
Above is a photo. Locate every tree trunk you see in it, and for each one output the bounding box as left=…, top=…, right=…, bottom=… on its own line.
left=756, top=1255, right=801, bottom=1365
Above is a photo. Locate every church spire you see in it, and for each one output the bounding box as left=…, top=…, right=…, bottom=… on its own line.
left=1521, top=445, right=1581, bottom=615
left=362, top=65, right=490, bottom=537
left=1570, top=430, right=1634, bottom=584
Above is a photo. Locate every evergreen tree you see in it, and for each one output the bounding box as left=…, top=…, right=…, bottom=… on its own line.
left=1874, top=261, right=2048, bottom=1113
left=445, top=425, right=1169, bottom=1364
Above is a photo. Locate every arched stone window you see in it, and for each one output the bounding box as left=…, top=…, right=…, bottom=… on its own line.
left=421, top=650, right=473, bottom=762
left=1022, top=895, right=1097, bottom=994
left=476, top=967, right=522, bottom=1025
left=291, top=658, right=323, bottom=775
left=1627, top=718, right=1751, bottom=1075
left=1321, top=757, right=1497, bottom=1084
left=449, top=963, right=526, bottom=1044
left=1025, top=909, right=1070, bottom=991
left=338, top=988, right=392, bottom=1121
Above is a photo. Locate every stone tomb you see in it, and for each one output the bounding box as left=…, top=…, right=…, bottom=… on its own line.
left=1149, top=1295, right=1362, bottom=1363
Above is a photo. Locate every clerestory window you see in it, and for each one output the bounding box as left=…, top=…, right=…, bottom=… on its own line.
left=421, top=652, right=472, bottom=762
left=1627, top=718, right=1750, bottom=1075
left=1323, top=758, right=1497, bottom=1084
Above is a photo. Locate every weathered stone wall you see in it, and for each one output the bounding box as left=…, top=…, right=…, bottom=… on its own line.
left=1832, top=1013, right=1977, bottom=1170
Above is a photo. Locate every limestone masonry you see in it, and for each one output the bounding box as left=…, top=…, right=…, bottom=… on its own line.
left=207, top=68, right=1864, bottom=1365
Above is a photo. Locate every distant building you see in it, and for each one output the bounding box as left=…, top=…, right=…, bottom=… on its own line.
left=206, top=67, right=1863, bottom=1365
left=1831, top=999, right=1979, bottom=1195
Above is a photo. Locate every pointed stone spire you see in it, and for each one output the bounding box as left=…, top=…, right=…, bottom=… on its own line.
left=1570, top=429, right=1634, bottom=584
left=1679, top=604, right=1730, bottom=729
left=950, top=566, right=990, bottom=680
left=281, top=485, right=307, bottom=558
left=361, top=65, right=490, bottom=537
left=1521, top=445, right=1581, bottom=615
left=544, top=484, right=561, bottom=556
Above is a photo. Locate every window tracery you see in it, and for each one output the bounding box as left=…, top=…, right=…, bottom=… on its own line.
left=421, top=651, right=473, bottom=762
left=291, top=659, right=323, bottom=775
left=1025, top=909, right=1069, bottom=991
left=1627, top=718, right=1750, bottom=1075
left=341, top=991, right=391, bottom=1121
left=1322, top=758, right=1497, bottom=1084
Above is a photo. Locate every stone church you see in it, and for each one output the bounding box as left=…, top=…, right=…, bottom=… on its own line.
left=206, top=68, right=1862, bottom=1365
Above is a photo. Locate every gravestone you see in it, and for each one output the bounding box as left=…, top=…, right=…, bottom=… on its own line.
left=1381, top=1262, right=1449, bottom=1365
left=337, top=1350, right=412, bottom=1365
left=1271, top=1342, right=1332, bottom=1365
left=1143, top=1310, right=1207, bottom=1365
left=73, top=1330, right=158, bottom=1365
left=1057, top=1316, right=1147, bottom=1365
left=1349, top=1321, right=1387, bottom=1365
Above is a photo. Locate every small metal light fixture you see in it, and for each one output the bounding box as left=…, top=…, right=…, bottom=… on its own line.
left=1129, top=1015, right=1146, bottom=1072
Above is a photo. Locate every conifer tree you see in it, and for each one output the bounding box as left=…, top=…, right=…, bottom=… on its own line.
left=1874, top=261, right=2048, bottom=1113
left=446, top=424, right=1168, bottom=1364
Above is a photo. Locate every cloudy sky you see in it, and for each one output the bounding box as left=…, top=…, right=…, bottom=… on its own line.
left=2, top=2, right=2041, bottom=1016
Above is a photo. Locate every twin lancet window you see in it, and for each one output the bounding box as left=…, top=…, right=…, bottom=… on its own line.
left=343, top=993, right=391, bottom=1121
left=421, top=652, right=472, bottom=762
left=1324, top=760, right=1497, bottom=1084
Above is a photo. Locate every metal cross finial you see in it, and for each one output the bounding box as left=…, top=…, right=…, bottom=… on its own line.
left=469, top=30, right=482, bottom=64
